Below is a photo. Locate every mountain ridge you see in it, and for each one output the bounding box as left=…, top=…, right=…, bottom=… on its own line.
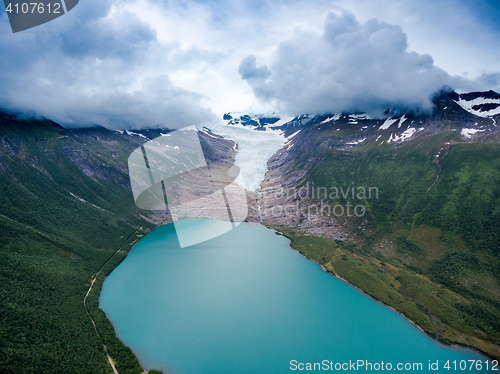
left=0, top=115, right=238, bottom=373
left=246, top=89, right=500, bottom=360
left=224, top=89, right=499, bottom=130
left=1, top=88, right=500, bottom=371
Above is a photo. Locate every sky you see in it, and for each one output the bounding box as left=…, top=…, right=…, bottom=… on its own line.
left=0, top=0, right=499, bottom=128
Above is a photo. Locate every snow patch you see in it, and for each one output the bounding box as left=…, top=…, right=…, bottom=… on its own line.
left=349, top=113, right=370, bottom=120
left=320, top=114, right=341, bottom=124
left=269, top=116, right=295, bottom=128
left=126, top=130, right=147, bottom=139
left=386, top=127, right=419, bottom=143
left=320, top=116, right=334, bottom=124
left=346, top=138, right=366, bottom=145
left=398, top=115, right=407, bottom=128
left=201, top=128, right=220, bottom=139
left=461, top=128, right=486, bottom=138
left=286, top=130, right=301, bottom=139
left=455, top=97, right=500, bottom=118
left=399, top=127, right=417, bottom=141
left=379, top=118, right=398, bottom=130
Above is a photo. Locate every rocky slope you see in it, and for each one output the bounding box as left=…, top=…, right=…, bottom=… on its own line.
left=245, top=89, right=500, bottom=236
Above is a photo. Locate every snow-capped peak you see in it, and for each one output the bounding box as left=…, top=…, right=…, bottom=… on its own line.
left=451, top=90, right=500, bottom=118
left=223, top=112, right=294, bottom=128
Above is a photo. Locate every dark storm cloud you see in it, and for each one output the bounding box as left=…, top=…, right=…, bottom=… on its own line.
left=239, top=11, right=471, bottom=116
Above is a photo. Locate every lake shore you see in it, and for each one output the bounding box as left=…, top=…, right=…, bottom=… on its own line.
left=267, top=224, right=496, bottom=363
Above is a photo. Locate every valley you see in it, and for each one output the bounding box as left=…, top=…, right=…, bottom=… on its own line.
left=0, top=114, right=237, bottom=373
left=1, top=88, right=500, bottom=372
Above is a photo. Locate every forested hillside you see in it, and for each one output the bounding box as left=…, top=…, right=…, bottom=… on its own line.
left=260, top=93, right=500, bottom=360
left=0, top=113, right=161, bottom=373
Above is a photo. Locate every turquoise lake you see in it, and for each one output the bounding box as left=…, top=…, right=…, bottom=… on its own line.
left=100, top=219, right=491, bottom=373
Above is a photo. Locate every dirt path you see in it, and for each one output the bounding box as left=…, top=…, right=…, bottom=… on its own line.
left=83, top=228, right=141, bottom=374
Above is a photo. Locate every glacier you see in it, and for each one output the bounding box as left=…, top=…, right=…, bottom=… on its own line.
left=206, top=122, right=287, bottom=192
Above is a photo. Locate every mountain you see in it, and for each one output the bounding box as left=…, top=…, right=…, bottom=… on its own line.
left=249, top=89, right=500, bottom=360
left=227, top=89, right=498, bottom=130
left=450, top=90, right=500, bottom=119
left=0, top=113, right=237, bottom=373
left=2, top=88, right=500, bottom=372
left=223, top=112, right=295, bottom=130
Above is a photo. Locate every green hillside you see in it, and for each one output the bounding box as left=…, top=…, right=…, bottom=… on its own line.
left=272, top=125, right=500, bottom=359
left=0, top=113, right=155, bottom=373
left=2, top=108, right=500, bottom=371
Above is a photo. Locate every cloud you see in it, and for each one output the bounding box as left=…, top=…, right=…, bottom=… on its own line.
left=239, top=11, right=476, bottom=116
left=59, top=10, right=157, bottom=59
left=238, top=55, right=271, bottom=81
left=1, top=0, right=499, bottom=123
left=0, top=0, right=217, bottom=129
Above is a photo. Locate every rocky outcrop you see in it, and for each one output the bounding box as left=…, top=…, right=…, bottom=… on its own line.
left=248, top=138, right=348, bottom=240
